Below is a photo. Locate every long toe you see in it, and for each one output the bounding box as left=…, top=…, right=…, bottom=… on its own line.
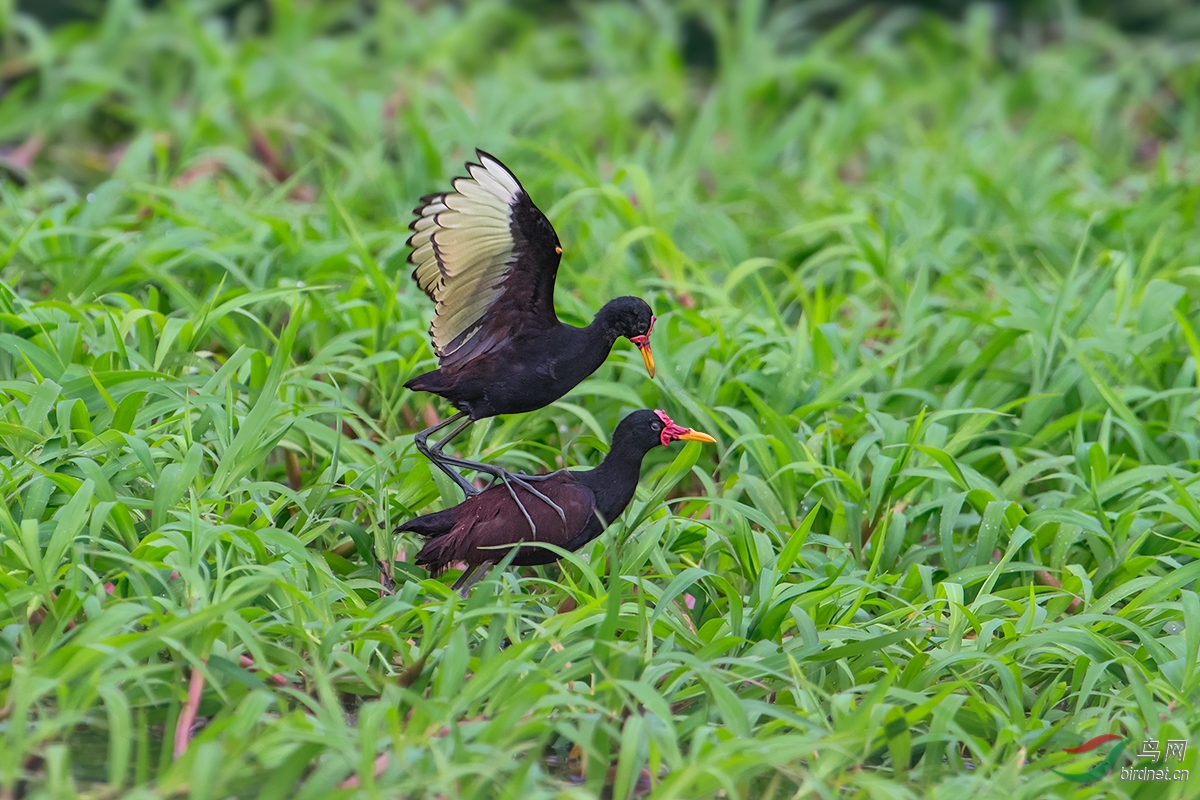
left=510, top=473, right=567, bottom=523
left=500, top=477, right=539, bottom=536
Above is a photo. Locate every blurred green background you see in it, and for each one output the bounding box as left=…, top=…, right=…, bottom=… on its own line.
left=17, top=0, right=1200, bottom=34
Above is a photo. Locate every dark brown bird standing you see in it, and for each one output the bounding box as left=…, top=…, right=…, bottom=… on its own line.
left=405, top=151, right=657, bottom=526
left=399, top=409, right=715, bottom=594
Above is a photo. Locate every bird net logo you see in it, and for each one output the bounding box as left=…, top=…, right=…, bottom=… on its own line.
left=1050, top=734, right=1189, bottom=784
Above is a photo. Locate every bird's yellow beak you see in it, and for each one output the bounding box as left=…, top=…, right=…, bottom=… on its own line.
left=654, top=409, right=716, bottom=447
left=638, top=342, right=655, bottom=378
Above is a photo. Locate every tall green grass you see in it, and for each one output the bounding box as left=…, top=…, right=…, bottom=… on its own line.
left=1, top=1, right=1199, bottom=797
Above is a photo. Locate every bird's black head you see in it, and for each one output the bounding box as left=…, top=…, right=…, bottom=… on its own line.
left=610, top=409, right=716, bottom=458
left=597, top=296, right=657, bottom=377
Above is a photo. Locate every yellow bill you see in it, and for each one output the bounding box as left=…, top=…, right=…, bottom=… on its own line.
left=638, top=343, right=655, bottom=378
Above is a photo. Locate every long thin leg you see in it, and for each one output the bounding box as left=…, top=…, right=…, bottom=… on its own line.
left=429, top=416, right=475, bottom=458
left=450, top=563, right=477, bottom=592
left=375, top=553, right=395, bottom=596
left=514, top=472, right=559, bottom=482
left=414, top=412, right=478, bottom=496
left=434, top=452, right=567, bottom=535
left=506, top=474, right=565, bottom=523
left=414, top=411, right=465, bottom=450
left=451, top=561, right=492, bottom=597
left=435, top=453, right=565, bottom=521
left=415, top=416, right=566, bottom=528
left=498, top=472, right=538, bottom=535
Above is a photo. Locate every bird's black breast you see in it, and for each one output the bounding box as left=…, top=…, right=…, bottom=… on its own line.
left=413, top=324, right=609, bottom=419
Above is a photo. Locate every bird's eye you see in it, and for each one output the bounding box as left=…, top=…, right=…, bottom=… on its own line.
left=652, top=423, right=661, bottom=431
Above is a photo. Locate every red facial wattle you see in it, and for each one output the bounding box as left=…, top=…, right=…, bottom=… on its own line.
left=631, top=315, right=657, bottom=378
left=653, top=409, right=684, bottom=447
left=652, top=408, right=715, bottom=447
left=629, top=315, right=656, bottom=348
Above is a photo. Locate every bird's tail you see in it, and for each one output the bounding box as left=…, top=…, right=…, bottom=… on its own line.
left=400, top=507, right=461, bottom=576
left=403, top=368, right=451, bottom=395
left=396, top=507, right=457, bottom=538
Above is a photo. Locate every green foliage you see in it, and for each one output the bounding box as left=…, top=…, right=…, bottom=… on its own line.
left=2, top=1, right=1199, bottom=797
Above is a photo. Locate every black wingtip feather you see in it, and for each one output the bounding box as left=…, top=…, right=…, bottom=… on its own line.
left=410, top=193, right=446, bottom=223
left=472, top=148, right=526, bottom=194
left=409, top=265, right=430, bottom=297
left=474, top=147, right=497, bottom=164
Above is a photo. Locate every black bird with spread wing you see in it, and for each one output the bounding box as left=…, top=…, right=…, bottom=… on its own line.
left=399, top=409, right=713, bottom=595
left=405, top=151, right=656, bottom=519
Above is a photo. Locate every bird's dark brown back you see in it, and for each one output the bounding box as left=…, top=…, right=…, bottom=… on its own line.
left=413, top=472, right=597, bottom=572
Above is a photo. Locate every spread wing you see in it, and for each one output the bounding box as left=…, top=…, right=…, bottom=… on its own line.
left=407, top=150, right=562, bottom=368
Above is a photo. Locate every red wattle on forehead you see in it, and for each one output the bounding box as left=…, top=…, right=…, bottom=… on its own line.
left=653, top=409, right=686, bottom=447
left=629, top=315, right=656, bottom=347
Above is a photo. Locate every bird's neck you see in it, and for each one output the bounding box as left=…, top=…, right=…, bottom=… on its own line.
left=549, top=310, right=621, bottom=375
left=578, top=440, right=652, bottom=525
left=583, top=301, right=629, bottom=348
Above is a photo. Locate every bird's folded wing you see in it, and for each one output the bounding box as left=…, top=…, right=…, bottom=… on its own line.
left=407, top=150, right=561, bottom=368
left=455, top=475, right=598, bottom=552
